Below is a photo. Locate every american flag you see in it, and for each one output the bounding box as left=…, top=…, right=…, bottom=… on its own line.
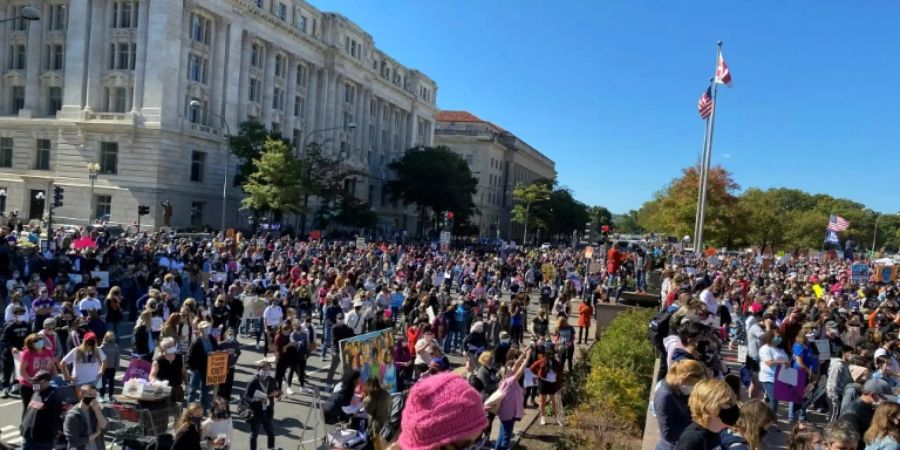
left=698, top=87, right=713, bottom=119
left=827, top=214, right=850, bottom=232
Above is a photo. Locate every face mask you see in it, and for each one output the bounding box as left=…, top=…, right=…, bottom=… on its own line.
left=82, top=396, right=95, bottom=406
left=696, top=340, right=709, bottom=354
left=679, top=385, right=693, bottom=396
left=259, top=370, right=270, bottom=378
left=718, top=404, right=741, bottom=427
left=191, top=416, right=202, bottom=427
left=773, top=336, right=783, bottom=347
left=758, top=427, right=768, bottom=439
left=805, top=333, right=816, bottom=340
left=34, top=340, right=44, bottom=349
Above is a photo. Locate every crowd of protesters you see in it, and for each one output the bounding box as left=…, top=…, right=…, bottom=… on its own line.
left=2, top=219, right=628, bottom=450
left=652, top=248, right=900, bottom=450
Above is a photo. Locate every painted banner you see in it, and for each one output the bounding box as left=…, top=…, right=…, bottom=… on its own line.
left=123, top=358, right=152, bottom=382
left=340, top=329, right=397, bottom=393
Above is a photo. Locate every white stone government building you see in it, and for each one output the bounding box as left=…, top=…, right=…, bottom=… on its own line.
left=0, top=0, right=437, bottom=232
left=434, top=110, right=556, bottom=240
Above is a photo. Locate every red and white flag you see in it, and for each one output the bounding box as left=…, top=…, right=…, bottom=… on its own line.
left=697, top=87, right=713, bottom=119
left=716, top=50, right=732, bottom=87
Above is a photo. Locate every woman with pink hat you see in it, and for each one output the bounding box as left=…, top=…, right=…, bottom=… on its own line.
left=391, top=372, right=488, bottom=450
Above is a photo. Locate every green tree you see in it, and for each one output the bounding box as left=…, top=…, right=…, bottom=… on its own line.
left=589, top=206, right=613, bottom=233
left=636, top=165, right=743, bottom=247
left=386, top=146, right=478, bottom=237
left=511, top=182, right=552, bottom=244
left=544, top=188, right=590, bottom=239
left=333, top=194, right=378, bottom=230
left=296, top=142, right=359, bottom=234
left=228, top=121, right=286, bottom=188
left=614, top=210, right=644, bottom=234
left=241, top=138, right=304, bottom=216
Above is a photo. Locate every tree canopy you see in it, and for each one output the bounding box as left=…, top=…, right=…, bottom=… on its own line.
left=386, top=146, right=478, bottom=234
left=241, top=138, right=304, bottom=215
left=635, top=164, right=900, bottom=252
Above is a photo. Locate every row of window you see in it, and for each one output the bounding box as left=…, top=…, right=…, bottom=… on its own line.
left=250, top=0, right=318, bottom=37
left=6, top=43, right=65, bottom=72
left=0, top=138, right=210, bottom=184
left=7, top=86, right=63, bottom=116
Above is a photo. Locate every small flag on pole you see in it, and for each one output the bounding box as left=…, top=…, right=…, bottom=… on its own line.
left=715, top=50, right=733, bottom=87
left=697, top=87, right=713, bottom=119
left=827, top=214, right=850, bottom=232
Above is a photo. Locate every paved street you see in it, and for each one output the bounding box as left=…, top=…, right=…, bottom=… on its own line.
left=0, top=290, right=572, bottom=449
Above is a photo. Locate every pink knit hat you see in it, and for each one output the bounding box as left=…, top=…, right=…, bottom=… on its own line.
left=398, top=372, right=488, bottom=450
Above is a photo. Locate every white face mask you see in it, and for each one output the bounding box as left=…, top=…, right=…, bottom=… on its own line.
left=679, top=385, right=693, bottom=396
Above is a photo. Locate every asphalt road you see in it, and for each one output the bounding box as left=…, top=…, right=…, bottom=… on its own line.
left=0, top=290, right=560, bottom=449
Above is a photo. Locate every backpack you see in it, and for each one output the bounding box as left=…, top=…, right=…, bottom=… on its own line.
left=648, top=309, right=674, bottom=354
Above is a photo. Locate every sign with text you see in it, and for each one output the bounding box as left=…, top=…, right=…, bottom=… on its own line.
left=206, top=352, right=229, bottom=385
left=851, top=263, right=869, bottom=284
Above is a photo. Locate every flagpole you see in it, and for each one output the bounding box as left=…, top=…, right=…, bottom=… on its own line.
left=696, top=41, right=723, bottom=253
left=694, top=79, right=713, bottom=252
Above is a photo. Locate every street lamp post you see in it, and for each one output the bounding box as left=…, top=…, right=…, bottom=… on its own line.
left=189, top=100, right=231, bottom=232
left=872, top=212, right=899, bottom=255
left=301, top=123, right=357, bottom=153
left=0, top=6, right=40, bottom=25
left=87, top=162, right=99, bottom=224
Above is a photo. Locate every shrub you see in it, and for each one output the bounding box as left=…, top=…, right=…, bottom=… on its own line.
left=559, top=307, right=656, bottom=448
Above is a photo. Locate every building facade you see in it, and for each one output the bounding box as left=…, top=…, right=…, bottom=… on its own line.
left=434, top=110, right=556, bottom=240
left=0, top=0, right=437, bottom=231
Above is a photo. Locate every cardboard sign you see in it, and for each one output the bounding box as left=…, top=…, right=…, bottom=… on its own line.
left=737, top=345, right=748, bottom=364
left=439, top=231, right=451, bottom=245
left=206, top=352, right=229, bottom=385
left=356, top=237, right=366, bottom=249
left=589, top=260, right=603, bottom=274
left=90, top=271, right=110, bottom=288
left=584, top=246, right=594, bottom=260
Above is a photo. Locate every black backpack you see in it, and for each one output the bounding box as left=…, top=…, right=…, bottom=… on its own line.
left=648, top=309, right=674, bottom=354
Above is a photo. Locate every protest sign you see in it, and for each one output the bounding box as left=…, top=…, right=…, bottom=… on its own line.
left=851, top=263, right=868, bottom=284
left=340, top=329, right=397, bottom=393
left=123, top=358, right=152, bottom=382
left=206, top=352, right=229, bottom=385
left=90, top=271, right=110, bottom=288
left=356, top=237, right=366, bottom=249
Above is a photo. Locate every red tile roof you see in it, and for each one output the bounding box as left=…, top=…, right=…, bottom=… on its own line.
left=435, top=110, right=484, bottom=123
left=436, top=110, right=506, bottom=133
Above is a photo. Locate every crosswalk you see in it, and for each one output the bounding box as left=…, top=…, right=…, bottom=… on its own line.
left=0, top=425, right=21, bottom=446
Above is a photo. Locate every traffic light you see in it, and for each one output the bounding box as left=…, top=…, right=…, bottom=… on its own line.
left=138, top=205, right=150, bottom=216
left=52, top=185, right=64, bottom=208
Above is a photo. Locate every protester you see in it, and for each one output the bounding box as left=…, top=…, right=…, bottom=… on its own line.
left=864, top=403, right=900, bottom=450
left=186, top=320, right=218, bottom=412
left=150, top=337, right=186, bottom=407
left=98, top=331, right=119, bottom=403
left=530, top=341, right=564, bottom=426
left=675, top=378, right=739, bottom=450
left=654, top=359, right=707, bottom=450
left=494, top=347, right=531, bottom=450
left=63, top=385, right=107, bottom=450
left=840, top=378, right=896, bottom=449
left=244, top=361, right=278, bottom=450
left=759, top=329, right=791, bottom=414
left=173, top=402, right=205, bottom=450
left=19, top=370, right=61, bottom=450
left=720, top=399, right=776, bottom=450
left=201, top=397, right=233, bottom=450
left=393, top=372, right=488, bottom=450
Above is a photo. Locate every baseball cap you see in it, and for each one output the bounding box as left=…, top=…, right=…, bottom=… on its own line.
left=863, top=379, right=897, bottom=402
left=83, top=331, right=98, bottom=343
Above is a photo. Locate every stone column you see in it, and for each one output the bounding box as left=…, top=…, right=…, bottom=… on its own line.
left=283, top=56, right=297, bottom=140
left=21, top=8, right=44, bottom=116
left=353, top=86, right=364, bottom=159
left=59, top=0, right=90, bottom=117
left=322, top=71, right=336, bottom=143
left=374, top=97, right=383, bottom=161
left=236, top=32, right=250, bottom=122
left=84, top=0, right=108, bottom=112
left=142, top=0, right=185, bottom=126
left=304, top=65, right=318, bottom=134
left=261, top=43, right=275, bottom=127
left=209, top=20, right=227, bottom=126
left=131, top=0, right=151, bottom=113
left=0, top=7, right=8, bottom=110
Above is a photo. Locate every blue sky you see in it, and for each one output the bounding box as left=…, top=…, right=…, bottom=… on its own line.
left=315, top=1, right=900, bottom=214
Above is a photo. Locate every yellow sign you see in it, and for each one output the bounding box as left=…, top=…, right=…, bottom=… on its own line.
left=812, top=284, right=824, bottom=299
left=206, top=352, right=229, bottom=385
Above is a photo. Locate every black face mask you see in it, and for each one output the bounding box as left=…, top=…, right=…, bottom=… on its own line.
left=696, top=340, right=709, bottom=355
left=82, top=396, right=95, bottom=406
left=758, top=427, right=768, bottom=439
left=718, top=404, right=740, bottom=426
